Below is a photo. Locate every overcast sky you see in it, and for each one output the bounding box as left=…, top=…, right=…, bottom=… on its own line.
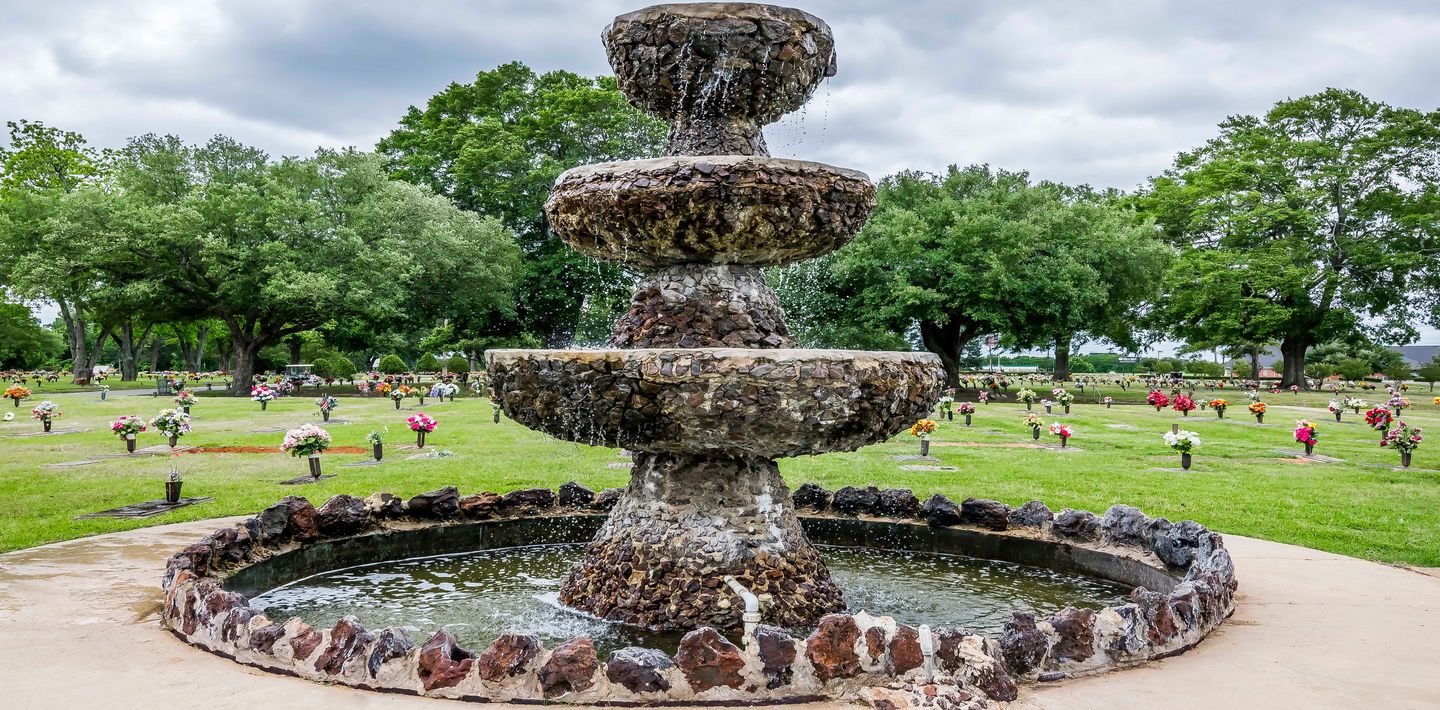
left=5, top=0, right=1440, bottom=348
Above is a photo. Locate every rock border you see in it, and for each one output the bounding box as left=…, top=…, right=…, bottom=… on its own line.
left=161, top=484, right=1235, bottom=708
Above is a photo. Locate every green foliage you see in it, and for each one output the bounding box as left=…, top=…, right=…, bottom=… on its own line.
left=310, top=357, right=334, bottom=379
left=1305, top=361, right=1336, bottom=379
left=378, top=61, right=667, bottom=346
left=1231, top=361, right=1253, bottom=378
left=0, top=302, right=63, bottom=368
left=1185, top=360, right=1225, bottom=377
left=415, top=352, right=441, bottom=372
left=1151, top=359, right=1174, bottom=373
left=1070, top=358, right=1097, bottom=373
left=377, top=354, right=408, bottom=374
left=328, top=355, right=357, bottom=380
left=1335, top=357, right=1373, bottom=381
left=1139, top=89, right=1440, bottom=387
left=445, top=355, right=470, bottom=374
left=1415, top=363, right=1440, bottom=386
left=1382, top=362, right=1414, bottom=381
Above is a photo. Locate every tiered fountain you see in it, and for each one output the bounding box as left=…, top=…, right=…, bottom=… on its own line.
left=487, top=2, right=946, bottom=632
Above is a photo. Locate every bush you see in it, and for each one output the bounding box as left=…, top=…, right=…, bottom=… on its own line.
left=1151, top=359, right=1174, bottom=373
left=1231, top=361, right=1253, bottom=378
left=377, top=354, right=408, bottom=374
left=416, top=352, right=441, bottom=372
left=1070, top=359, right=1096, bottom=373
left=1305, top=361, right=1336, bottom=379
left=329, top=356, right=357, bottom=380
left=445, top=355, right=470, bottom=374
left=1381, top=362, right=1413, bottom=382
left=311, top=357, right=333, bottom=379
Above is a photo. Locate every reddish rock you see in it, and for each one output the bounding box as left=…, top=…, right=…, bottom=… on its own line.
left=367, top=628, right=414, bottom=678
left=498, top=487, right=555, bottom=511
left=202, top=589, right=246, bottom=627
left=959, top=498, right=1010, bottom=531
left=315, top=615, right=375, bottom=675
left=675, top=627, right=745, bottom=693
left=164, top=569, right=196, bottom=619
left=1168, top=582, right=1199, bottom=629
left=220, top=606, right=256, bottom=643
left=538, top=637, right=600, bottom=697
left=606, top=647, right=674, bottom=693
left=753, top=625, right=796, bottom=689
left=476, top=631, right=541, bottom=682
left=315, top=494, right=370, bottom=535
left=999, top=611, right=1048, bottom=674
left=290, top=622, right=323, bottom=661
left=1131, top=587, right=1179, bottom=644
left=887, top=624, right=924, bottom=675
left=417, top=628, right=475, bottom=691
left=458, top=492, right=503, bottom=518
left=864, top=626, right=888, bottom=660
left=249, top=622, right=286, bottom=654
left=1049, top=607, right=1096, bottom=663
left=252, top=496, right=318, bottom=542
left=202, top=526, right=252, bottom=564
left=968, top=652, right=1018, bottom=702
left=804, top=614, right=862, bottom=682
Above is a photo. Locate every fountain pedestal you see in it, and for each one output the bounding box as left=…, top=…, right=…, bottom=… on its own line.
left=490, top=3, right=944, bottom=631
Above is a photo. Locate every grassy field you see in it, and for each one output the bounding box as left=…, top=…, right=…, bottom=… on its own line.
left=1, top=388, right=1437, bottom=566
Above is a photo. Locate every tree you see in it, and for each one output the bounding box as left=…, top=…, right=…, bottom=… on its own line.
left=1416, top=357, right=1440, bottom=391
left=416, top=352, right=441, bottom=372
left=1382, top=362, right=1413, bottom=382
left=1231, top=361, right=1254, bottom=378
left=377, top=354, right=408, bottom=374
left=1335, top=357, right=1373, bottom=381
left=329, top=356, right=357, bottom=381
left=1139, top=89, right=1440, bottom=389
left=445, top=355, right=469, bottom=374
left=1305, top=361, right=1336, bottom=379
left=0, top=302, right=63, bottom=368
left=379, top=62, right=666, bottom=347
left=310, top=357, right=334, bottom=379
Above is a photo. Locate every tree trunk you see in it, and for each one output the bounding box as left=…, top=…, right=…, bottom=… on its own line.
left=112, top=322, right=154, bottom=381
left=1053, top=334, right=1072, bottom=381
left=58, top=300, right=89, bottom=384
left=175, top=326, right=195, bottom=373
left=287, top=336, right=303, bottom=365
left=919, top=320, right=967, bottom=387
left=229, top=338, right=267, bottom=395
left=85, top=324, right=112, bottom=380
left=192, top=323, right=209, bottom=371
left=147, top=333, right=164, bottom=373
left=1249, top=344, right=1262, bottom=380
left=1279, top=336, right=1309, bottom=389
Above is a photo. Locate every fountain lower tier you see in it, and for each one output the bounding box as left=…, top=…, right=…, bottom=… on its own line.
left=486, top=348, right=945, bottom=459
left=558, top=451, right=844, bottom=631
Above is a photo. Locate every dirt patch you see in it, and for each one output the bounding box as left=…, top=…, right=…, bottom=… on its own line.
left=187, top=446, right=368, bottom=454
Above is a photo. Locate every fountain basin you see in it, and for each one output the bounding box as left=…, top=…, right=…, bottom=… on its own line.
left=546, top=156, right=876, bottom=269
left=486, top=347, right=945, bottom=458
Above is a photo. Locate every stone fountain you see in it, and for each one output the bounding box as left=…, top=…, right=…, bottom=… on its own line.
left=487, top=2, right=945, bottom=632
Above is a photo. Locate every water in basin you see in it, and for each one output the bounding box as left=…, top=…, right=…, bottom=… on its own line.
left=249, top=544, right=1132, bottom=654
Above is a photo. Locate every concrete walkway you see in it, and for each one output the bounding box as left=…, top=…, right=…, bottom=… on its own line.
left=1, top=519, right=1436, bottom=709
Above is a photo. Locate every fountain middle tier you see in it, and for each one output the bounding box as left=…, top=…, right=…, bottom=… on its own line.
left=486, top=348, right=945, bottom=459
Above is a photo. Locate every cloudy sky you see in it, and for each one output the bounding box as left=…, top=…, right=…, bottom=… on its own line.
left=5, top=0, right=1440, bottom=347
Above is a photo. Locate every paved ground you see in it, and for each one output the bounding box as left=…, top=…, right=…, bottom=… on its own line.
left=1, top=518, right=1436, bottom=709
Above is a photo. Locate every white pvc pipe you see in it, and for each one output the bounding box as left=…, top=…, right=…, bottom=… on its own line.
left=723, top=575, right=761, bottom=642
left=918, top=624, right=936, bottom=682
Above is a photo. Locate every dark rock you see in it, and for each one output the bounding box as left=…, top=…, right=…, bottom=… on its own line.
left=202, top=588, right=245, bottom=624
left=252, top=495, right=318, bottom=542
left=315, top=494, right=369, bottom=535
left=202, top=526, right=252, bottom=564
left=538, top=637, right=600, bottom=697
left=999, top=612, right=1048, bottom=675
left=831, top=486, right=880, bottom=516
left=887, top=624, right=924, bottom=675
left=968, top=653, right=1018, bottom=702
left=315, top=615, right=375, bottom=675
left=874, top=488, right=921, bottom=518
left=864, top=626, right=887, bottom=662
left=1008, top=500, right=1053, bottom=528
left=675, top=627, right=745, bottom=693
left=407, top=486, right=459, bottom=518
left=290, top=621, right=323, bottom=661
left=1106, top=604, right=1146, bottom=657
left=1130, top=587, right=1179, bottom=645
left=498, top=487, right=555, bottom=511
left=591, top=487, right=624, bottom=511
left=606, top=647, right=674, bottom=693
left=1052, top=509, right=1100, bottom=540
left=1037, top=671, right=1065, bottom=682
left=932, top=627, right=969, bottom=672
left=557, top=481, right=595, bottom=507
left=476, top=631, right=542, bottom=682
left=1101, top=504, right=1150, bottom=546
left=417, top=628, right=475, bottom=691
left=921, top=493, right=963, bottom=527
left=248, top=622, right=286, bottom=654
left=1048, top=607, right=1096, bottom=663
left=1153, top=520, right=1207, bottom=568
left=219, top=606, right=255, bottom=643
left=366, top=492, right=405, bottom=518
left=1167, top=582, right=1199, bottom=630
left=753, top=625, right=796, bottom=689
left=367, top=628, right=414, bottom=678
left=960, top=497, right=1010, bottom=531
left=458, top=492, right=502, bottom=519
left=791, top=482, right=831, bottom=511
left=804, top=614, right=862, bottom=681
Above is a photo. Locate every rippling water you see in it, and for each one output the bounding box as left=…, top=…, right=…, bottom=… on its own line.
left=250, top=544, right=1131, bottom=654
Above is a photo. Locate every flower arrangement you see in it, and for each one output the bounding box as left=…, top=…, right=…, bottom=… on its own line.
left=251, top=384, right=276, bottom=401
left=174, top=390, right=198, bottom=407
left=1433, top=397, right=1440, bottom=406
left=977, top=390, right=989, bottom=404
left=317, top=395, right=338, bottom=412
left=1294, top=419, right=1319, bottom=453
left=1290, top=385, right=1300, bottom=394
left=1052, top=388, right=1074, bottom=408
left=1017, top=389, right=1038, bottom=406
left=1023, top=413, right=1044, bottom=439
left=958, top=402, right=976, bottom=415
left=407, top=412, right=439, bottom=433
left=150, top=409, right=192, bottom=440
left=1208, top=398, right=1228, bottom=415
left=375, top=382, right=393, bottom=396
left=280, top=424, right=331, bottom=457
left=356, top=380, right=371, bottom=395
left=4, top=385, right=32, bottom=405
left=111, top=415, right=147, bottom=438
left=1102, top=395, right=1113, bottom=408
left=1382, top=421, right=1423, bottom=466
left=30, top=401, right=62, bottom=421
left=1364, top=406, right=1393, bottom=431
left=390, top=385, right=411, bottom=401
left=98, top=384, right=110, bottom=392
left=1350, top=398, right=1367, bottom=414
left=1328, top=400, right=1342, bottom=414
left=1248, top=401, right=1267, bottom=421
left=1163, top=429, right=1201, bottom=454
left=1246, top=390, right=1261, bottom=403
left=937, top=391, right=955, bottom=410
left=365, top=429, right=385, bottom=446
left=1172, top=394, right=1196, bottom=415
left=1388, top=394, right=1410, bottom=412
left=1146, top=390, right=1170, bottom=410
left=1048, top=422, right=1074, bottom=445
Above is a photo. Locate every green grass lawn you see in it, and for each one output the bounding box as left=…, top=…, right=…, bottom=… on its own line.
left=1, top=389, right=1437, bottom=566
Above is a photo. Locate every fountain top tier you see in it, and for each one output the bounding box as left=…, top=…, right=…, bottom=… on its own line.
left=605, top=3, right=835, bottom=156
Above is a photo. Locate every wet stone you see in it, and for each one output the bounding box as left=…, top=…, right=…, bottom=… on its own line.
left=754, top=625, right=797, bottom=689
left=1154, top=520, right=1208, bottom=568
left=675, top=627, right=745, bottom=693
left=960, top=497, right=1010, bottom=531
left=591, top=487, right=624, bottom=511
left=407, top=486, right=459, bottom=518
left=606, top=647, right=674, bottom=694
left=367, top=628, right=414, bottom=678
left=887, top=624, right=924, bottom=675
left=315, top=494, right=369, bottom=535
left=1052, top=509, right=1100, bottom=540
left=1048, top=607, right=1097, bottom=664
left=921, top=493, right=963, bottom=527
left=499, top=487, right=555, bottom=511
left=832, top=486, right=880, bottom=516
left=792, top=482, right=831, bottom=511
left=874, top=488, right=921, bottom=518
left=417, top=628, right=474, bottom=692
left=476, top=631, right=542, bottom=682
left=805, top=614, right=862, bottom=682
left=539, top=637, right=600, bottom=698
left=315, top=615, right=374, bottom=675
left=1008, top=500, right=1053, bottom=528
left=999, top=611, right=1048, bottom=675
left=557, top=481, right=595, bottom=507
left=458, top=492, right=502, bottom=518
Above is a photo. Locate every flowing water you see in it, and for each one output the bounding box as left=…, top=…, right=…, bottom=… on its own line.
left=250, top=544, right=1131, bottom=654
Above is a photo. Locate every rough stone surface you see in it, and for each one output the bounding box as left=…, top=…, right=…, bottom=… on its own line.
left=1101, top=505, right=1150, bottom=546
left=675, top=627, right=745, bottom=693
left=367, top=628, right=414, bottom=678
left=753, top=625, right=797, bottom=689
left=557, top=481, right=595, bottom=507
left=202, top=527, right=252, bottom=565
left=498, top=487, right=555, bottom=511
left=248, top=622, right=286, bottom=654
left=1052, top=509, right=1100, bottom=541
left=315, top=615, right=374, bottom=676
left=591, top=487, right=623, bottom=511
left=609, top=264, right=793, bottom=349
left=606, top=647, right=674, bottom=694
left=998, top=612, right=1048, bottom=675
left=832, top=485, right=881, bottom=516
left=874, top=488, right=921, bottom=518
left=887, top=624, right=925, bottom=675
left=251, top=496, right=317, bottom=542
left=458, top=492, right=502, bottom=519
left=1008, top=500, right=1053, bottom=528
left=1130, top=587, right=1179, bottom=645
left=792, top=482, right=831, bottom=511
left=1154, top=519, right=1208, bottom=568
left=558, top=453, right=843, bottom=631
left=364, top=492, right=405, bottom=518
left=289, top=622, right=322, bottom=661
left=1048, top=608, right=1097, bottom=664
left=476, top=632, right=542, bottom=682
left=417, top=629, right=474, bottom=692
left=804, top=614, right=862, bottom=682
left=315, top=494, right=369, bottom=535
left=538, top=637, right=600, bottom=698
left=406, top=486, right=459, bottom=518
left=960, top=498, right=1010, bottom=531
left=921, top=493, right=963, bottom=527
